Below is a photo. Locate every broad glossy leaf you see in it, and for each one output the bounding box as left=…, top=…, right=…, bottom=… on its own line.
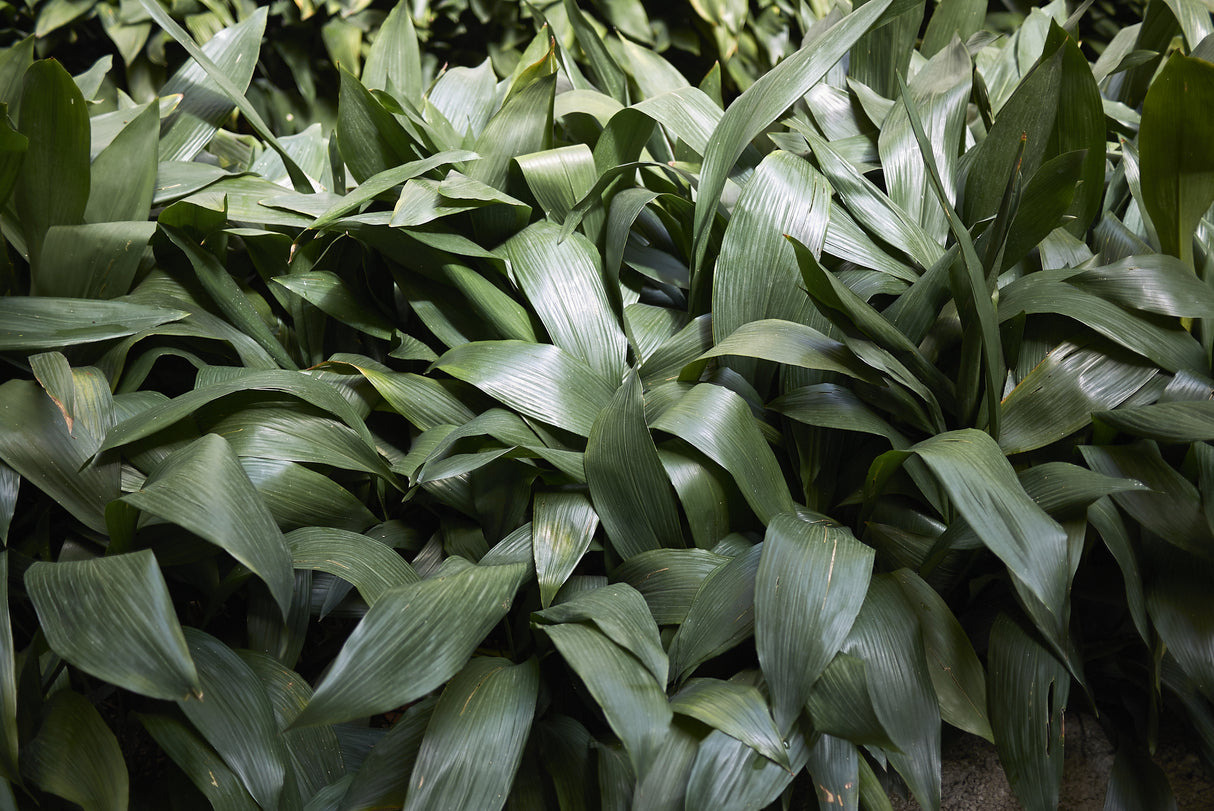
left=362, top=0, right=421, bottom=98
left=804, top=734, right=859, bottom=811
left=670, top=678, right=789, bottom=769
left=997, top=275, right=1204, bottom=373
left=500, top=222, right=627, bottom=382
left=468, top=74, right=555, bottom=194
left=1095, top=401, right=1214, bottom=442
left=536, top=583, right=666, bottom=685
left=140, top=714, right=259, bottom=811
left=403, top=658, right=539, bottom=811
left=1088, top=497, right=1150, bottom=643
left=892, top=569, right=992, bottom=741
left=285, top=527, right=418, bottom=606
left=879, top=40, right=971, bottom=245
left=1139, top=53, right=1214, bottom=267
left=242, top=457, right=378, bottom=532
left=337, top=698, right=436, bottom=811
left=988, top=614, right=1069, bottom=811
left=434, top=341, right=615, bottom=436
left=770, top=383, right=908, bottom=448
left=122, top=434, right=296, bottom=616
left=238, top=651, right=345, bottom=798
left=15, top=59, right=88, bottom=273
left=840, top=576, right=941, bottom=810
left=100, top=369, right=379, bottom=454
left=692, top=0, right=900, bottom=268
left=690, top=319, right=884, bottom=384
left=336, top=67, right=419, bottom=183
left=1147, top=545, right=1214, bottom=699
left=1068, top=255, right=1214, bottom=318
left=320, top=356, right=475, bottom=432
left=210, top=407, right=393, bottom=480
left=542, top=621, right=671, bottom=770
left=806, top=653, right=895, bottom=748
left=999, top=342, right=1158, bottom=455
left=156, top=10, right=265, bottom=164
left=0, top=554, right=15, bottom=782
left=711, top=151, right=831, bottom=360
left=614, top=548, right=728, bottom=626
left=756, top=512, right=873, bottom=733
left=652, top=384, right=794, bottom=524
left=0, top=297, right=186, bottom=352
left=874, top=430, right=1069, bottom=643
left=668, top=543, right=760, bottom=682
left=178, top=628, right=291, bottom=811
left=532, top=491, right=599, bottom=607
left=141, top=2, right=309, bottom=190
left=85, top=101, right=157, bottom=224
left=514, top=144, right=597, bottom=226
left=22, top=690, right=127, bottom=811
left=682, top=726, right=808, bottom=811
left=309, top=150, right=476, bottom=228
left=586, top=371, right=683, bottom=560
left=26, top=551, right=199, bottom=701
left=921, top=0, right=985, bottom=55
left=36, top=222, right=156, bottom=299
left=1080, top=442, right=1208, bottom=559
left=0, top=380, right=119, bottom=533
left=297, top=557, right=528, bottom=727
left=163, top=227, right=297, bottom=370
left=1019, top=462, right=1148, bottom=520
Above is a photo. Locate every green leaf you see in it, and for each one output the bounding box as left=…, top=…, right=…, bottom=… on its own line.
left=0, top=297, right=186, bottom=351
left=1147, top=545, right=1214, bottom=699
left=614, top=547, right=729, bottom=626
left=0, top=107, right=27, bottom=213
left=363, top=1, right=421, bottom=97
left=0, top=379, right=119, bottom=533
left=86, top=101, right=157, bottom=224
left=1080, top=441, right=1209, bottom=559
left=1019, top=462, right=1149, bottom=521
left=806, top=653, right=895, bottom=749
left=337, top=698, right=436, bottom=811
left=668, top=543, right=760, bottom=682
left=296, top=557, right=528, bottom=727
left=804, top=734, right=860, bottom=811
left=140, top=3, right=310, bottom=191
left=692, top=0, right=899, bottom=269
left=1104, top=745, right=1179, bottom=811
left=585, top=371, right=684, bottom=560
left=26, top=550, right=199, bottom=701
left=689, top=319, right=885, bottom=384
left=500, top=221, right=627, bottom=383
left=840, top=576, right=941, bottom=811
left=987, top=614, right=1069, bottom=811
left=682, top=726, right=807, bottom=811
left=1095, top=401, right=1214, bottom=442
left=1139, top=54, right=1214, bottom=267
left=652, top=384, right=795, bottom=524
left=710, top=151, right=831, bottom=356
left=162, top=227, right=297, bottom=370
left=309, top=150, right=477, bottom=229
left=756, top=513, right=874, bottom=733
left=433, top=341, right=615, bottom=436
left=921, top=0, right=986, bottom=56
left=122, top=434, right=296, bottom=616
left=21, top=690, right=127, bottom=811
left=244, top=458, right=378, bottom=533
left=532, top=491, right=600, bottom=607
left=892, top=569, right=992, bottom=741
left=15, top=59, right=89, bottom=275
left=285, top=527, right=419, bottom=606
left=468, top=74, right=555, bottom=194
left=178, top=628, right=292, bottom=811
left=542, top=621, right=671, bottom=771
left=670, top=679, right=789, bottom=770
left=403, top=658, right=539, bottom=811
left=319, top=356, right=475, bottom=432
left=36, top=222, right=156, bottom=299
left=535, top=583, right=667, bottom=685
left=140, top=713, right=260, bottom=811
left=0, top=554, right=16, bottom=783
left=873, top=430, right=1070, bottom=644
left=999, top=342, right=1158, bottom=455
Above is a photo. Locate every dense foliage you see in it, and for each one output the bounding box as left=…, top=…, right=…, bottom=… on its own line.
left=1, top=0, right=1213, bottom=808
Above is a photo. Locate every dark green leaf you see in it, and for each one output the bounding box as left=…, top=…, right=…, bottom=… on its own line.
left=403, top=658, right=539, bottom=811
left=21, top=691, right=127, bottom=811
left=670, top=678, right=789, bottom=769
left=140, top=713, right=260, bottom=811
left=614, top=548, right=729, bottom=626
left=756, top=512, right=874, bottom=733
left=285, top=527, right=419, bottom=606
left=532, top=492, right=599, bottom=607
left=535, top=583, right=666, bottom=685
left=297, top=557, right=528, bottom=727
left=26, top=550, right=199, bottom=701
left=668, top=543, right=760, bottom=682
left=122, top=434, right=296, bottom=616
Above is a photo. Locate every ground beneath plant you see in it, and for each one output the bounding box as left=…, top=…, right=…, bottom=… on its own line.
left=888, top=715, right=1214, bottom=810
